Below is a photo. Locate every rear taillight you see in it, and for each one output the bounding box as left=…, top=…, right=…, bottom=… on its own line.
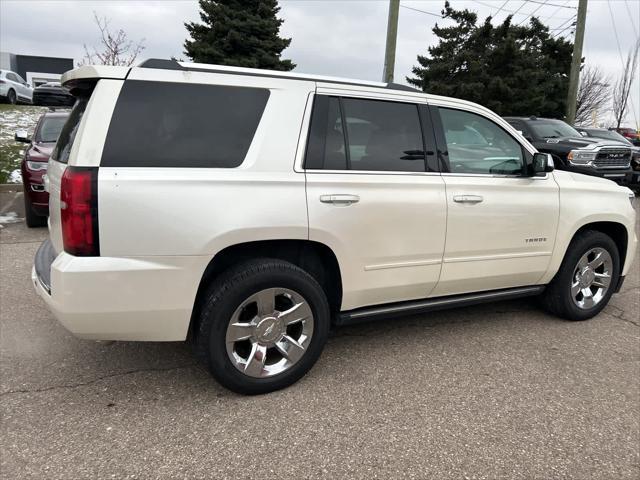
left=60, top=167, right=99, bottom=256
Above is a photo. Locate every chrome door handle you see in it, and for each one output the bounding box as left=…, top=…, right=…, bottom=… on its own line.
left=320, top=194, right=360, bottom=205
left=453, top=195, right=483, bottom=204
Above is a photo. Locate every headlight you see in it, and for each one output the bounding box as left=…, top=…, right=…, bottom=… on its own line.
left=567, top=150, right=598, bottom=166
left=26, top=161, right=48, bottom=171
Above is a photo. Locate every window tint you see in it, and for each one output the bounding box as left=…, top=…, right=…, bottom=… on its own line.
left=439, top=108, right=524, bottom=175
left=51, top=98, right=88, bottom=164
left=6, top=73, right=18, bottom=82
left=342, top=98, right=425, bottom=172
left=305, top=96, right=426, bottom=172
left=101, top=81, right=269, bottom=168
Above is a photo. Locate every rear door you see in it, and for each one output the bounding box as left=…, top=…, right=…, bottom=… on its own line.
left=304, top=90, right=447, bottom=311
left=430, top=104, right=560, bottom=296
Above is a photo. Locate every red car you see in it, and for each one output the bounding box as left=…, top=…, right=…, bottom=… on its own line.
left=15, top=111, right=69, bottom=227
left=609, top=127, right=640, bottom=146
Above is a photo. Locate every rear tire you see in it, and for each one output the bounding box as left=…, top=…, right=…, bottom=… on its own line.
left=23, top=191, right=46, bottom=228
left=542, top=230, right=620, bottom=321
left=7, top=89, right=16, bottom=105
left=194, top=258, right=330, bottom=395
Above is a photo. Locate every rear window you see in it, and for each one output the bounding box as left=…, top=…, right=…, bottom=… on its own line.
left=36, top=115, right=68, bottom=143
left=101, top=81, right=270, bottom=168
left=50, top=98, right=89, bottom=164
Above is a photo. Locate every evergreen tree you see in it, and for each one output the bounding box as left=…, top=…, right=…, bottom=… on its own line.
left=408, top=2, right=574, bottom=118
left=184, top=0, right=295, bottom=71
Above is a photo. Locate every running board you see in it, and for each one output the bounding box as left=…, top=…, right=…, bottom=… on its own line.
left=336, top=286, right=545, bottom=326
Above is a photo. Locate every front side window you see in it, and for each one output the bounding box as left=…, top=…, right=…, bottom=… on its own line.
left=439, top=108, right=524, bottom=175
left=305, top=96, right=426, bottom=172
left=102, top=81, right=270, bottom=168
left=6, top=73, right=18, bottom=82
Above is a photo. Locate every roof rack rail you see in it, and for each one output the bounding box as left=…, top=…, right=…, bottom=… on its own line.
left=137, top=58, right=422, bottom=94
left=386, top=82, right=419, bottom=92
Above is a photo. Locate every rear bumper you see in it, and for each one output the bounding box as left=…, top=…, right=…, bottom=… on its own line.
left=32, top=240, right=208, bottom=341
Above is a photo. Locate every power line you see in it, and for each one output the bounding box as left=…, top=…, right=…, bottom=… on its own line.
left=517, top=0, right=549, bottom=26
left=526, top=0, right=576, bottom=8
left=495, top=0, right=510, bottom=16
left=473, top=0, right=572, bottom=21
left=544, top=0, right=573, bottom=23
left=511, top=1, right=530, bottom=17
left=399, top=4, right=442, bottom=18
left=551, top=14, right=577, bottom=32
left=552, top=21, right=575, bottom=38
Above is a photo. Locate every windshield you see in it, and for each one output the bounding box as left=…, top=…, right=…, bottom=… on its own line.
left=35, top=116, right=68, bottom=143
left=586, top=129, right=631, bottom=144
left=529, top=120, right=581, bottom=139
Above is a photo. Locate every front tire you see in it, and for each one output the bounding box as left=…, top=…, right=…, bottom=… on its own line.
left=542, top=230, right=620, bottom=321
left=7, top=89, right=16, bottom=105
left=194, top=259, right=330, bottom=395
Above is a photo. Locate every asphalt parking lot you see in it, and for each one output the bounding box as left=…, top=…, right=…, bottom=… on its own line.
left=1, top=191, right=638, bottom=479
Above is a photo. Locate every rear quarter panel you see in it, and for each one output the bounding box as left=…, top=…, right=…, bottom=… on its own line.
left=98, top=70, right=314, bottom=257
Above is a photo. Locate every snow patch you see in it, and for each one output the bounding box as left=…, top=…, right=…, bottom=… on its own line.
left=0, top=212, right=22, bottom=225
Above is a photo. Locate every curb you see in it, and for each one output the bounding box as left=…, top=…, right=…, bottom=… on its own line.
left=0, top=184, right=22, bottom=193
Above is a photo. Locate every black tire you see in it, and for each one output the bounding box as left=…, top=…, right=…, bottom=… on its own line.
left=194, top=258, right=330, bottom=395
left=541, top=230, right=620, bottom=321
left=7, top=89, right=16, bottom=105
left=23, top=191, right=46, bottom=228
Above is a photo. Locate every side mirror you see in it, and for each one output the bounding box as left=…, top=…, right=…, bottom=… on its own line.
left=579, top=131, right=588, bottom=137
left=14, top=131, right=30, bottom=143
left=531, top=152, right=554, bottom=175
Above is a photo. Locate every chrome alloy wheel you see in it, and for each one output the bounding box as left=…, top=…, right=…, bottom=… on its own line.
left=225, top=288, right=314, bottom=378
left=571, top=247, right=613, bottom=310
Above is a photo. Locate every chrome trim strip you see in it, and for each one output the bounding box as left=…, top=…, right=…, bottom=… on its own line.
left=443, top=251, right=552, bottom=263
left=36, top=270, right=51, bottom=295
left=364, top=259, right=442, bottom=271
left=304, top=169, right=442, bottom=176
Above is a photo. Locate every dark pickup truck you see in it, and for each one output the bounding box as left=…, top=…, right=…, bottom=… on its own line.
left=503, top=116, right=633, bottom=186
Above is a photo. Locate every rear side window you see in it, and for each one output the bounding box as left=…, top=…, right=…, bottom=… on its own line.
left=101, top=81, right=269, bottom=168
left=305, top=96, right=426, bottom=172
left=51, top=98, right=89, bottom=164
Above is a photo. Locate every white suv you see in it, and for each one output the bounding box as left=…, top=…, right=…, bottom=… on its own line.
left=33, top=59, right=637, bottom=394
left=0, top=69, right=33, bottom=104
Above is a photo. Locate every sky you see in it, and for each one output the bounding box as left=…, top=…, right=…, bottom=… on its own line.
left=0, top=0, right=638, bottom=127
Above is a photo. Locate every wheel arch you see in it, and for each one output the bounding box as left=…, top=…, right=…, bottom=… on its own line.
left=569, top=221, right=628, bottom=272
left=188, top=239, right=343, bottom=339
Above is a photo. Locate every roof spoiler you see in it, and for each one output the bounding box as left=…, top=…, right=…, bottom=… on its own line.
left=61, top=65, right=130, bottom=88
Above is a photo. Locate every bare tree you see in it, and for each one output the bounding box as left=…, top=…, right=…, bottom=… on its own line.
left=612, top=40, right=640, bottom=128
left=575, top=66, right=612, bottom=125
left=79, top=12, right=145, bottom=66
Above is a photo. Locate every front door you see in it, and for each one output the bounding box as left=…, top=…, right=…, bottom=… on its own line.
left=430, top=106, right=560, bottom=297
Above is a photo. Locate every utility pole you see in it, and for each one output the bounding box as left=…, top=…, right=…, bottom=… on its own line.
left=565, top=0, right=588, bottom=125
left=382, top=0, right=400, bottom=83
